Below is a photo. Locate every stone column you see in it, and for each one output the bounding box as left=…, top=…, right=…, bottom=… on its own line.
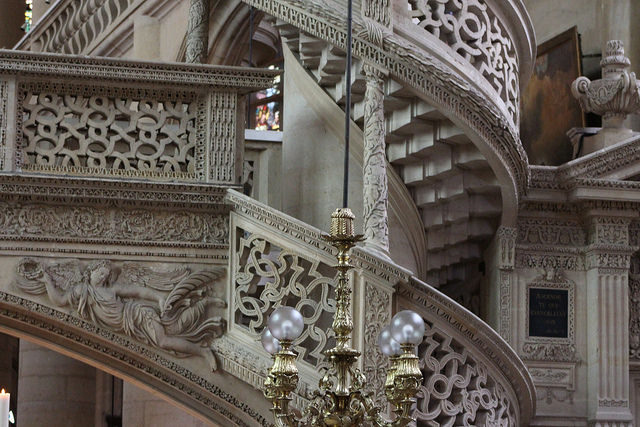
left=362, top=64, right=389, bottom=255
left=486, top=226, right=516, bottom=345
left=185, top=0, right=209, bottom=64
left=17, top=341, right=97, bottom=427
left=584, top=216, right=634, bottom=426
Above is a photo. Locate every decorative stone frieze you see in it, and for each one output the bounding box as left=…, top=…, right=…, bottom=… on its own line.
left=0, top=201, right=228, bottom=247
left=0, top=291, right=266, bottom=427
left=362, top=64, right=389, bottom=255
left=14, top=258, right=227, bottom=371
left=361, top=280, right=392, bottom=407
left=186, top=0, right=210, bottom=63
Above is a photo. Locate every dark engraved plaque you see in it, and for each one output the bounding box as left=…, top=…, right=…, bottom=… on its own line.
left=529, top=288, right=569, bottom=338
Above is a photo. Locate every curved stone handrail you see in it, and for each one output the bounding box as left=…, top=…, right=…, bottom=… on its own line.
left=225, top=189, right=536, bottom=425
left=398, top=276, right=536, bottom=425
left=15, top=0, right=140, bottom=54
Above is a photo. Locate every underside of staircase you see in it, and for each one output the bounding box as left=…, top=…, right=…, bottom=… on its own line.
left=275, top=20, right=502, bottom=310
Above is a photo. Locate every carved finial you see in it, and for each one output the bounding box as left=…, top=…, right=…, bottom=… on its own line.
left=600, top=40, right=630, bottom=70
left=330, top=208, right=356, bottom=239
left=571, top=40, right=640, bottom=153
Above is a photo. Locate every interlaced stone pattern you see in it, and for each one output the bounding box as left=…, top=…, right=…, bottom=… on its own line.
left=21, top=83, right=198, bottom=179
left=407, top=0, right=519, bottom=122
left=233, top=228, right=337, bottom=367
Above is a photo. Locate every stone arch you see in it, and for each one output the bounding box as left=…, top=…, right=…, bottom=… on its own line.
left=0, top=293, right=270, bottom=427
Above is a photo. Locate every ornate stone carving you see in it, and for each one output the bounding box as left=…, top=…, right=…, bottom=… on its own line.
left=209, top=91, right=239, bottom=184
left=518, top=218, right=585, bottom=247
left=186, top=0, right=210, bottom=63
left=14, top=258, right=226, bottom=371
left=362, top=64, right=389, bottom=254
left=20, top=81, right=200, bottom=180
left=572, top=41, right=640, bottom=128
left=362, top=282, right=391, bottom=406
left=0, top=292, right=267, bottom=427
left=588, top=217, right=630, bottom=246
left=0, top=51, right=279, bottom=89
left=515, top=248, right=584, bottom=271
left=499, top=270, right=512, bottom=339
left=0, top=80, right=6, bottom=171
left=521, top=343, right=577, bottom=363
left=397, top=277, right=535, bottom=424
left=407, top=0, right=520, bottom=123
left=233, top=228, right=336, bottom=367
left=0, top=201, right=228, bottom=246
left=415, top=320, right=517, bottom=425
left=360, top=0, right=391, bottom=46
left=226, top=190, right=410, bottom=283
left=16, top=0, right=138, bottom=53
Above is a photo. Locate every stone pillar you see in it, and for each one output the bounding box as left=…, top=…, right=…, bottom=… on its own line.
left=185, top=0, right=209, bottom=64
left=486, top=226, right=516, bottom=345
left=17, top=341, right=97, bottom=427
left=584, top=216, right=635, bottom=426
left=362, top=64, right=389, bottom=256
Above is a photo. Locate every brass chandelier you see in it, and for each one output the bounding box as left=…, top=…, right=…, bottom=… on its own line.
left=259, top=0, right=424, bottom=423
left=260, top=209, right=425, bottom=426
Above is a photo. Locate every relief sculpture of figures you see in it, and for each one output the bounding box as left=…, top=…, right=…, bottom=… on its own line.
left=14, top=258, right=226, bottom=371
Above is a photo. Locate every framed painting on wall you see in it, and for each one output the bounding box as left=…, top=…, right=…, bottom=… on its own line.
left=520, top=26, right=585, bottom=166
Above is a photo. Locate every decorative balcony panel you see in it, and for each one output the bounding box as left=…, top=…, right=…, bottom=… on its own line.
left=224, top=190, right=536, bottom=424
left=0, top=50, right=279, bottom=184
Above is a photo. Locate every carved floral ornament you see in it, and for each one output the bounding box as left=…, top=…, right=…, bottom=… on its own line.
left=13, top=258, right=227, bottom=371
left=572, top=40, right=640, bottom=127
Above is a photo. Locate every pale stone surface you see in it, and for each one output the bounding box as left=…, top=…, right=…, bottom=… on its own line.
left=123, top=383, right=219, bottom=427
left=17, top=341, right=96, bottom=427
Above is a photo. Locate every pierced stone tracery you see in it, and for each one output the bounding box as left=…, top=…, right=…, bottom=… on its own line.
left=407, top=0, right=519, bottom=123
left=20, top=82, right=200, bottom=179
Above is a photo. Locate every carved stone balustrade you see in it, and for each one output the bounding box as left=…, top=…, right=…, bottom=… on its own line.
left=225, top=189, right=536, bottom=424
left=16, top=0, right=146, bottom=55
left=0, top=50, right=279, bottom=184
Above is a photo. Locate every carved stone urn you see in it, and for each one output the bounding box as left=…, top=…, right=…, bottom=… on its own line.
left=571, top=40, right=640, bottom=153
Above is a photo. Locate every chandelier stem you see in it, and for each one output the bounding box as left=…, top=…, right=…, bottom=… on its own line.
left=342, top=0, right=353, bottom=208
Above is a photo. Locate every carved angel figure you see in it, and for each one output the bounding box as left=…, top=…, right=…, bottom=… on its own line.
left=14, top=258, right=226, bottom=371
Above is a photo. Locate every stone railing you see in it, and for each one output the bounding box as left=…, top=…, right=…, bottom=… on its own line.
left=0, top=50, right=278, bottom=184
left=224, top=189, right=536, bottom=423
left=15, top=0, right=144, bottom=55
